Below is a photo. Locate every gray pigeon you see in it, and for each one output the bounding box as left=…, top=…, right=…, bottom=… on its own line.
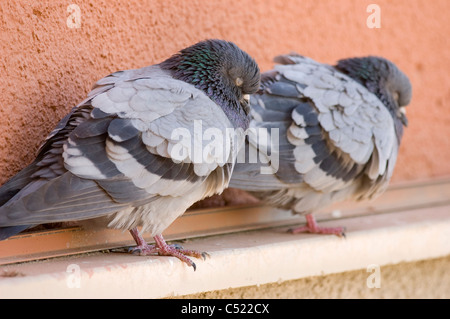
left=0, top=39, right=260, bottom=270
left=229, top=54, right=412, bottom=236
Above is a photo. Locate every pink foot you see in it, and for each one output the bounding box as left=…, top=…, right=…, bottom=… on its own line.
left=129, top=228, right=208, bottom=271
left=288, top=214, right=346, bottom=237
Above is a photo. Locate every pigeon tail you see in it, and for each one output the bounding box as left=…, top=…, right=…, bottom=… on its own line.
left=0, top=225, right=32, bottom=241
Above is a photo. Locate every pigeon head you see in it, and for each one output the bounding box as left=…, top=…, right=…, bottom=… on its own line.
left=160, top=39, right=260, bottom=130
left=335, top=56, right=412, bottom=129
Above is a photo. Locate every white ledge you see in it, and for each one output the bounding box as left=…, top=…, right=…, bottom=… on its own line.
left=0, top=205, right=449, bottom=298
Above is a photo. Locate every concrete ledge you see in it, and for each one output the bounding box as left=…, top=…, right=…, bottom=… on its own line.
left=0, top=205, right=449, bottom=298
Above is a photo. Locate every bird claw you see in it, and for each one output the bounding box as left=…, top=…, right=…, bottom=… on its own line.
left=288, top=214, right=346, bottom=238
left=128, top=244, right=158, bottom=256
left=171, top=242, right=210, bottom=260
left=170, top=243, right=185, bottom=250
left=201, top=252, right=210, bottom=260
left=127, top=231, right=208, bottom=271
left=288, top=225, right=346, bottom=237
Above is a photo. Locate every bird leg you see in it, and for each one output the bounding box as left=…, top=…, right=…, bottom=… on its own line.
left=128, top=228, right=207, bottom=271
left=288, top=214, right=345, bottom=237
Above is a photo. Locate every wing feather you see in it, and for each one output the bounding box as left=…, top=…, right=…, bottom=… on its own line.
left=231, top=54, right=401, bottom=213
left=1, top=65, right=236, bottom=229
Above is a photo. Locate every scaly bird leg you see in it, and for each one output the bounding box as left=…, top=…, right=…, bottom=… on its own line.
left=288, top=214, right=345, bottom=237
left=128, top=228, right=208, bottom=271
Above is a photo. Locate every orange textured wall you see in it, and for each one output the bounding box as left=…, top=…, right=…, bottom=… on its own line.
left=0, top=0, right=449, bottom=185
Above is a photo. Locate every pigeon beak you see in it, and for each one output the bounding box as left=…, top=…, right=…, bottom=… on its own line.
left=243, top=94, right=250, bottom=104
left=399, top=107, right=408, bottom=126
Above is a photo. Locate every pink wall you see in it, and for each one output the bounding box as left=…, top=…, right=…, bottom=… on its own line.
left=1, top=0, right=449, bottom=185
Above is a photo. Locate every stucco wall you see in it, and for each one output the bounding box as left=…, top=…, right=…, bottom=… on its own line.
left=178, top=255, right=450, bottom=299
left=0, top=0, right=449, bottom=185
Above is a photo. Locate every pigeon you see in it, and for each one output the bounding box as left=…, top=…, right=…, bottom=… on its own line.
left=229, top=54, right=412, bottom=236
left=0, top=39, right=260, bottom=270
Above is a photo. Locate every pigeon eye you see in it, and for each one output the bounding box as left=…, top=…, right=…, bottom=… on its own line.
left=235, top=77, right=244, bottom=87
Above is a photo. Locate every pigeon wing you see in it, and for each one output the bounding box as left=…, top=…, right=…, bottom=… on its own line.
left=272, top=55, right=398, bottom=195
left=0, top=66, right=235, bottom=227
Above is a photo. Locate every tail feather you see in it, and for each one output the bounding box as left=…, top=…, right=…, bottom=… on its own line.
left=0, top=163, right=41, bottom=240
left=0, top=225, right=32, bottom=241
left=0, top=162, right=38, bottom=206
